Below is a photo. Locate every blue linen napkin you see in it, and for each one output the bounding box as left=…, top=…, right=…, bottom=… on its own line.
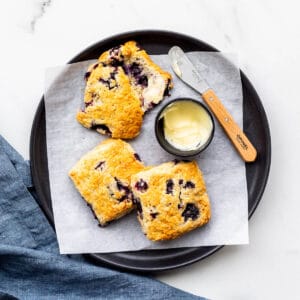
left=0, top=135, right=205, bottom=300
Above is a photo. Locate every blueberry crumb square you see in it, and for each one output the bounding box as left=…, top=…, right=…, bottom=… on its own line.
left=131, top=161, right=211, bottom=241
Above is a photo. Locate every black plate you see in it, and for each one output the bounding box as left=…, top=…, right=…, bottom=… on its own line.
left=30, top=30, right=271, bottom=273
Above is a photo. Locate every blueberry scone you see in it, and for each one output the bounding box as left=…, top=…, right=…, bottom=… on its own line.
left=69, top=139, right=145, bottom=226
left=76, top=41, right=173, bottom=139
left=131, top=160, right=211, bottom=241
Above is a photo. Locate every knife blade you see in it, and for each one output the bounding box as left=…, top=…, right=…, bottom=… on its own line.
left=168, top=46, right=257, bottom=162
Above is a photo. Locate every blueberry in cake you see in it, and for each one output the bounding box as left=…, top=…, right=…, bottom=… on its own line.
left=131, top=160, right=211, bottom=241
left=69, top=139, right=145, bottom=226
left=77, top=41, right=173, bottom=139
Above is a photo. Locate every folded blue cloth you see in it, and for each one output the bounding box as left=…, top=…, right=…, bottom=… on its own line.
left=0, top=135, right=205, bottom=299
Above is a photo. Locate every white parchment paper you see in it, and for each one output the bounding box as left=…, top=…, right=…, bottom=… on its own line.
left=45, top=52, right=248, bottom=254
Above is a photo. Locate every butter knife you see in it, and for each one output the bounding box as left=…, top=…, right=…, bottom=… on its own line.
left=168, top=46, right=257, bottom=162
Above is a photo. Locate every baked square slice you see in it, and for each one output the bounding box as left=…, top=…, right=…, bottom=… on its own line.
left=99, top=41, right=173, bottom=112
left=69, top=139, right=145, bottom=226
left=131, top=160, right=211, bottom=241
left=76, top=61, right=144, bottom=139
left=76, top=41, right=173, bottom=139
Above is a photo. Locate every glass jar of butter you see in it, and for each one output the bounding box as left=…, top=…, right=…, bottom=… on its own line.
left=155, top=98, right=215, bottom=157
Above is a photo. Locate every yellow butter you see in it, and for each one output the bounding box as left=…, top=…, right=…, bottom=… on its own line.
left=162, top=101, right=213, bottom=151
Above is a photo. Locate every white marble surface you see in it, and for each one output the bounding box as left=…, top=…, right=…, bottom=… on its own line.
left=1, top=0, right=299, bottom=299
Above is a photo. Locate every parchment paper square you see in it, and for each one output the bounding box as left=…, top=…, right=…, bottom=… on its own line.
left=45, top=52, right=248, bottom=254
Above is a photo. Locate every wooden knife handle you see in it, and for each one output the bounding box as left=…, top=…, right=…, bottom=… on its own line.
left=202, top=89, right=257, bottom=162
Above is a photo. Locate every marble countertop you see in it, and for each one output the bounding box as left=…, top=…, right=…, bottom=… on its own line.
left=1, top=0, right=299, bottom=299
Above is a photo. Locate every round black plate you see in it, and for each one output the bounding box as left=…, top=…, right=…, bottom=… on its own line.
left=30, top=30, right=271, bottom=273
